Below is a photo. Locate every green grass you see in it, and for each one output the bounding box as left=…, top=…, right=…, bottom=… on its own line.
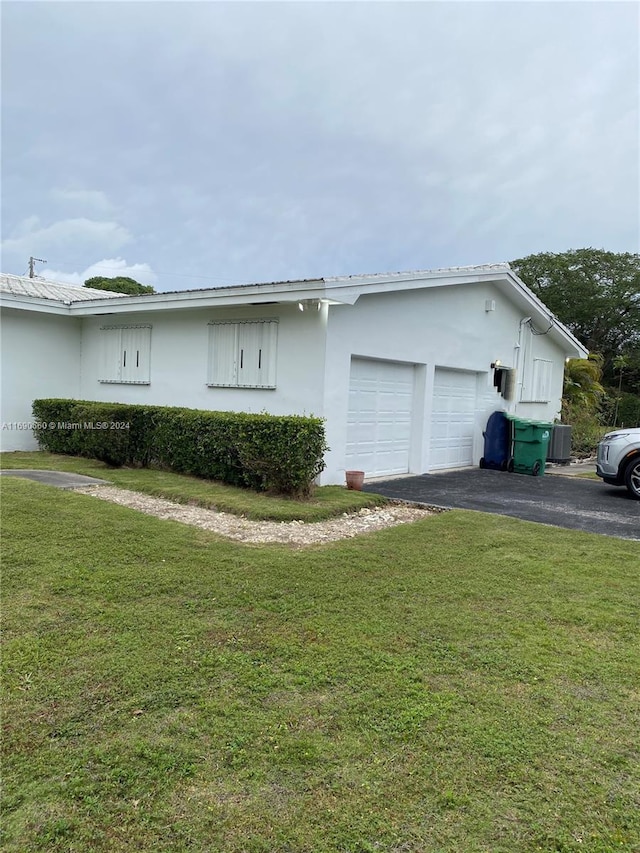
left=548, top=470, right=600, bottom=481
left=2, top=477, right=639, bottom=852
left=0, top=452, right=386, bottom=521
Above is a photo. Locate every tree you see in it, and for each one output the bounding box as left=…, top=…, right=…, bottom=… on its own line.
left=560, top=354, right=608, bottom=455
left=615, top=343, right=640, bottom=395
left=562, top=353, right=604, bottom=412
left=84, top=276, right=155, bottom=295
left=510, top=248, right=640, bottom=385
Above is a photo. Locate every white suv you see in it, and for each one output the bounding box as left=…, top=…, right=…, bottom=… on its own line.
left=596, top=428, right=640, bottom=499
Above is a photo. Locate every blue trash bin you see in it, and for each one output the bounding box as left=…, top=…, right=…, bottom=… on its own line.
left=480, top=411, right=510, bottom=471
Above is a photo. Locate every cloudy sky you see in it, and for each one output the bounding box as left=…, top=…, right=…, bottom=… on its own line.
left=2, top=1, right=638, bottom=292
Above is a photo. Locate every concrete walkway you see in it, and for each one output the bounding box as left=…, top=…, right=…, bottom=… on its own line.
left=0, top=470, right=110, bottom=489
left=546, top=459, right=597, bottom=477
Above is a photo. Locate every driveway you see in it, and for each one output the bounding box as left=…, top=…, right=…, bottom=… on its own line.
left=363, top=469, right=639, bottom=540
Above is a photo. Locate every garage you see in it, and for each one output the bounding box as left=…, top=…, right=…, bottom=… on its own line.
left=346, top=357, right=414, bottom=477
left=429, top=368, right=478, bottom=470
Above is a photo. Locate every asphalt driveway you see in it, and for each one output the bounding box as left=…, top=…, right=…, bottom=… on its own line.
left=364, top=469, right=640, bottom=540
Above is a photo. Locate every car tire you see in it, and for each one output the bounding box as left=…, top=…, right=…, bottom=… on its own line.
left=624, top=457, right=640, bottom=499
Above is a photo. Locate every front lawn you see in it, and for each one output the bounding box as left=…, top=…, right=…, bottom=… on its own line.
left=2, top=477, right=639, bottom=852
left=0, top=452, right=386, bottom=521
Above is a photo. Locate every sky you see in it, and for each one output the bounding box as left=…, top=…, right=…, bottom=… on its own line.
left=1, top=1, right=638, bottom=293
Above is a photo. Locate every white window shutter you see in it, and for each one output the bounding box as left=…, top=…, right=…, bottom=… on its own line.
left=208, top=320, right=278, bottom=388
left=532, top=359, right=552, bottom=402
left=261, top=321, right=278, bottom=388
left=121, top=327, right=151, bottom=384
left=135, top=327, right=152, bottom=383
left=237, top=322, right=262, bottom=387
left=99, top=327, right=122, bottom=382
left=99, top=325, right=151, bottom=384
left=209, top=323, right=238, bottom=386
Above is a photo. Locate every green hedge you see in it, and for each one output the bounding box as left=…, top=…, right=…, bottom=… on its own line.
left=32, top=399, right=327, bottom=497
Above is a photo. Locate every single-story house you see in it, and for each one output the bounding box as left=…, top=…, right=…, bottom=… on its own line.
left=0, top=264, right=588, bottom=484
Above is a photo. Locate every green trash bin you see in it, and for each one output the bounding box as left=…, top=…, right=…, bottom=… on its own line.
left=505, top=415, right=553, bottom=476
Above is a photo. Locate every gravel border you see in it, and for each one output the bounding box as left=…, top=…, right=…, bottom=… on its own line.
left=73, top=485, right=438, bottom=546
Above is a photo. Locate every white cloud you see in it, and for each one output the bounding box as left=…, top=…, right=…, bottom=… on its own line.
left=1, top=217, right=132, bottom=257
left=40, top=258, right=158, bottom=288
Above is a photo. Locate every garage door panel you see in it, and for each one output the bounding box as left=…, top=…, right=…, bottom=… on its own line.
left=379, top=395, right=408, bottom=412
left=430, top=368, right=477, bottom=470
left=377, top=425, right=395, bottom=441
left=346, top=358, right=414, bottom=477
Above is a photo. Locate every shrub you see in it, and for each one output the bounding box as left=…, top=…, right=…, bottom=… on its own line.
left=562, top=401, right=608, bottom=458
left=31, top=400, right=327, bottom=497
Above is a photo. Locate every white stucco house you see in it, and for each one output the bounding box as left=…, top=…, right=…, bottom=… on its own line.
left=0, top=264, right=588, bottom=484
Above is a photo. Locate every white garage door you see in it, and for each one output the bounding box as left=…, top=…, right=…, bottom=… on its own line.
left=430, top=368, right=477, bottom=470
left=346, top=358, right=414, bottom=477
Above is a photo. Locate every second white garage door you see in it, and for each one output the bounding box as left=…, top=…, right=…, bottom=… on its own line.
left=430, top=368, right=477, bottom=470
left=346, top=358, right=414, bottom=477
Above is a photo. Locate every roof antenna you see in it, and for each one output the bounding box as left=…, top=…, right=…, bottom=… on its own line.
left=28, top=256, right=47, bottom=278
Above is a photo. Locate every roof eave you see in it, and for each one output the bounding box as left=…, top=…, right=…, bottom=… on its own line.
left=0, top=294, right=74, bottom=315
left=67, top=279, right=329, bottom=315
left=322, top=267, right=513, bottom=305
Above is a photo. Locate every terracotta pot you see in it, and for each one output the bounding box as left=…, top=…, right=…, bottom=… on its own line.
left=345, top=470, right=365, bottom=491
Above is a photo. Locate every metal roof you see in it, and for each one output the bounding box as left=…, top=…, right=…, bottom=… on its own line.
left=139, top=264, right=513, bottom=296
left=324, top=262, right=512, bottom=283
left=0, top=273, right=129, bottom=302
left=150, top=277, right=322, bottom=297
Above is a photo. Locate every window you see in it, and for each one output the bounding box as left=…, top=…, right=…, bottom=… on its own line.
left=521, top=357, right=553, bottom=403
left=99, top=325, right=151, bottom=384
left=520, top=323, right=553, bottom=403
left=529, top=358, right=553, bottom=402
left=208, top=320, right=278, bottom=389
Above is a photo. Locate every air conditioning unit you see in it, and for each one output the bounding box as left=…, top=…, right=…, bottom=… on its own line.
left=547, top=425, right=572, bottom=463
